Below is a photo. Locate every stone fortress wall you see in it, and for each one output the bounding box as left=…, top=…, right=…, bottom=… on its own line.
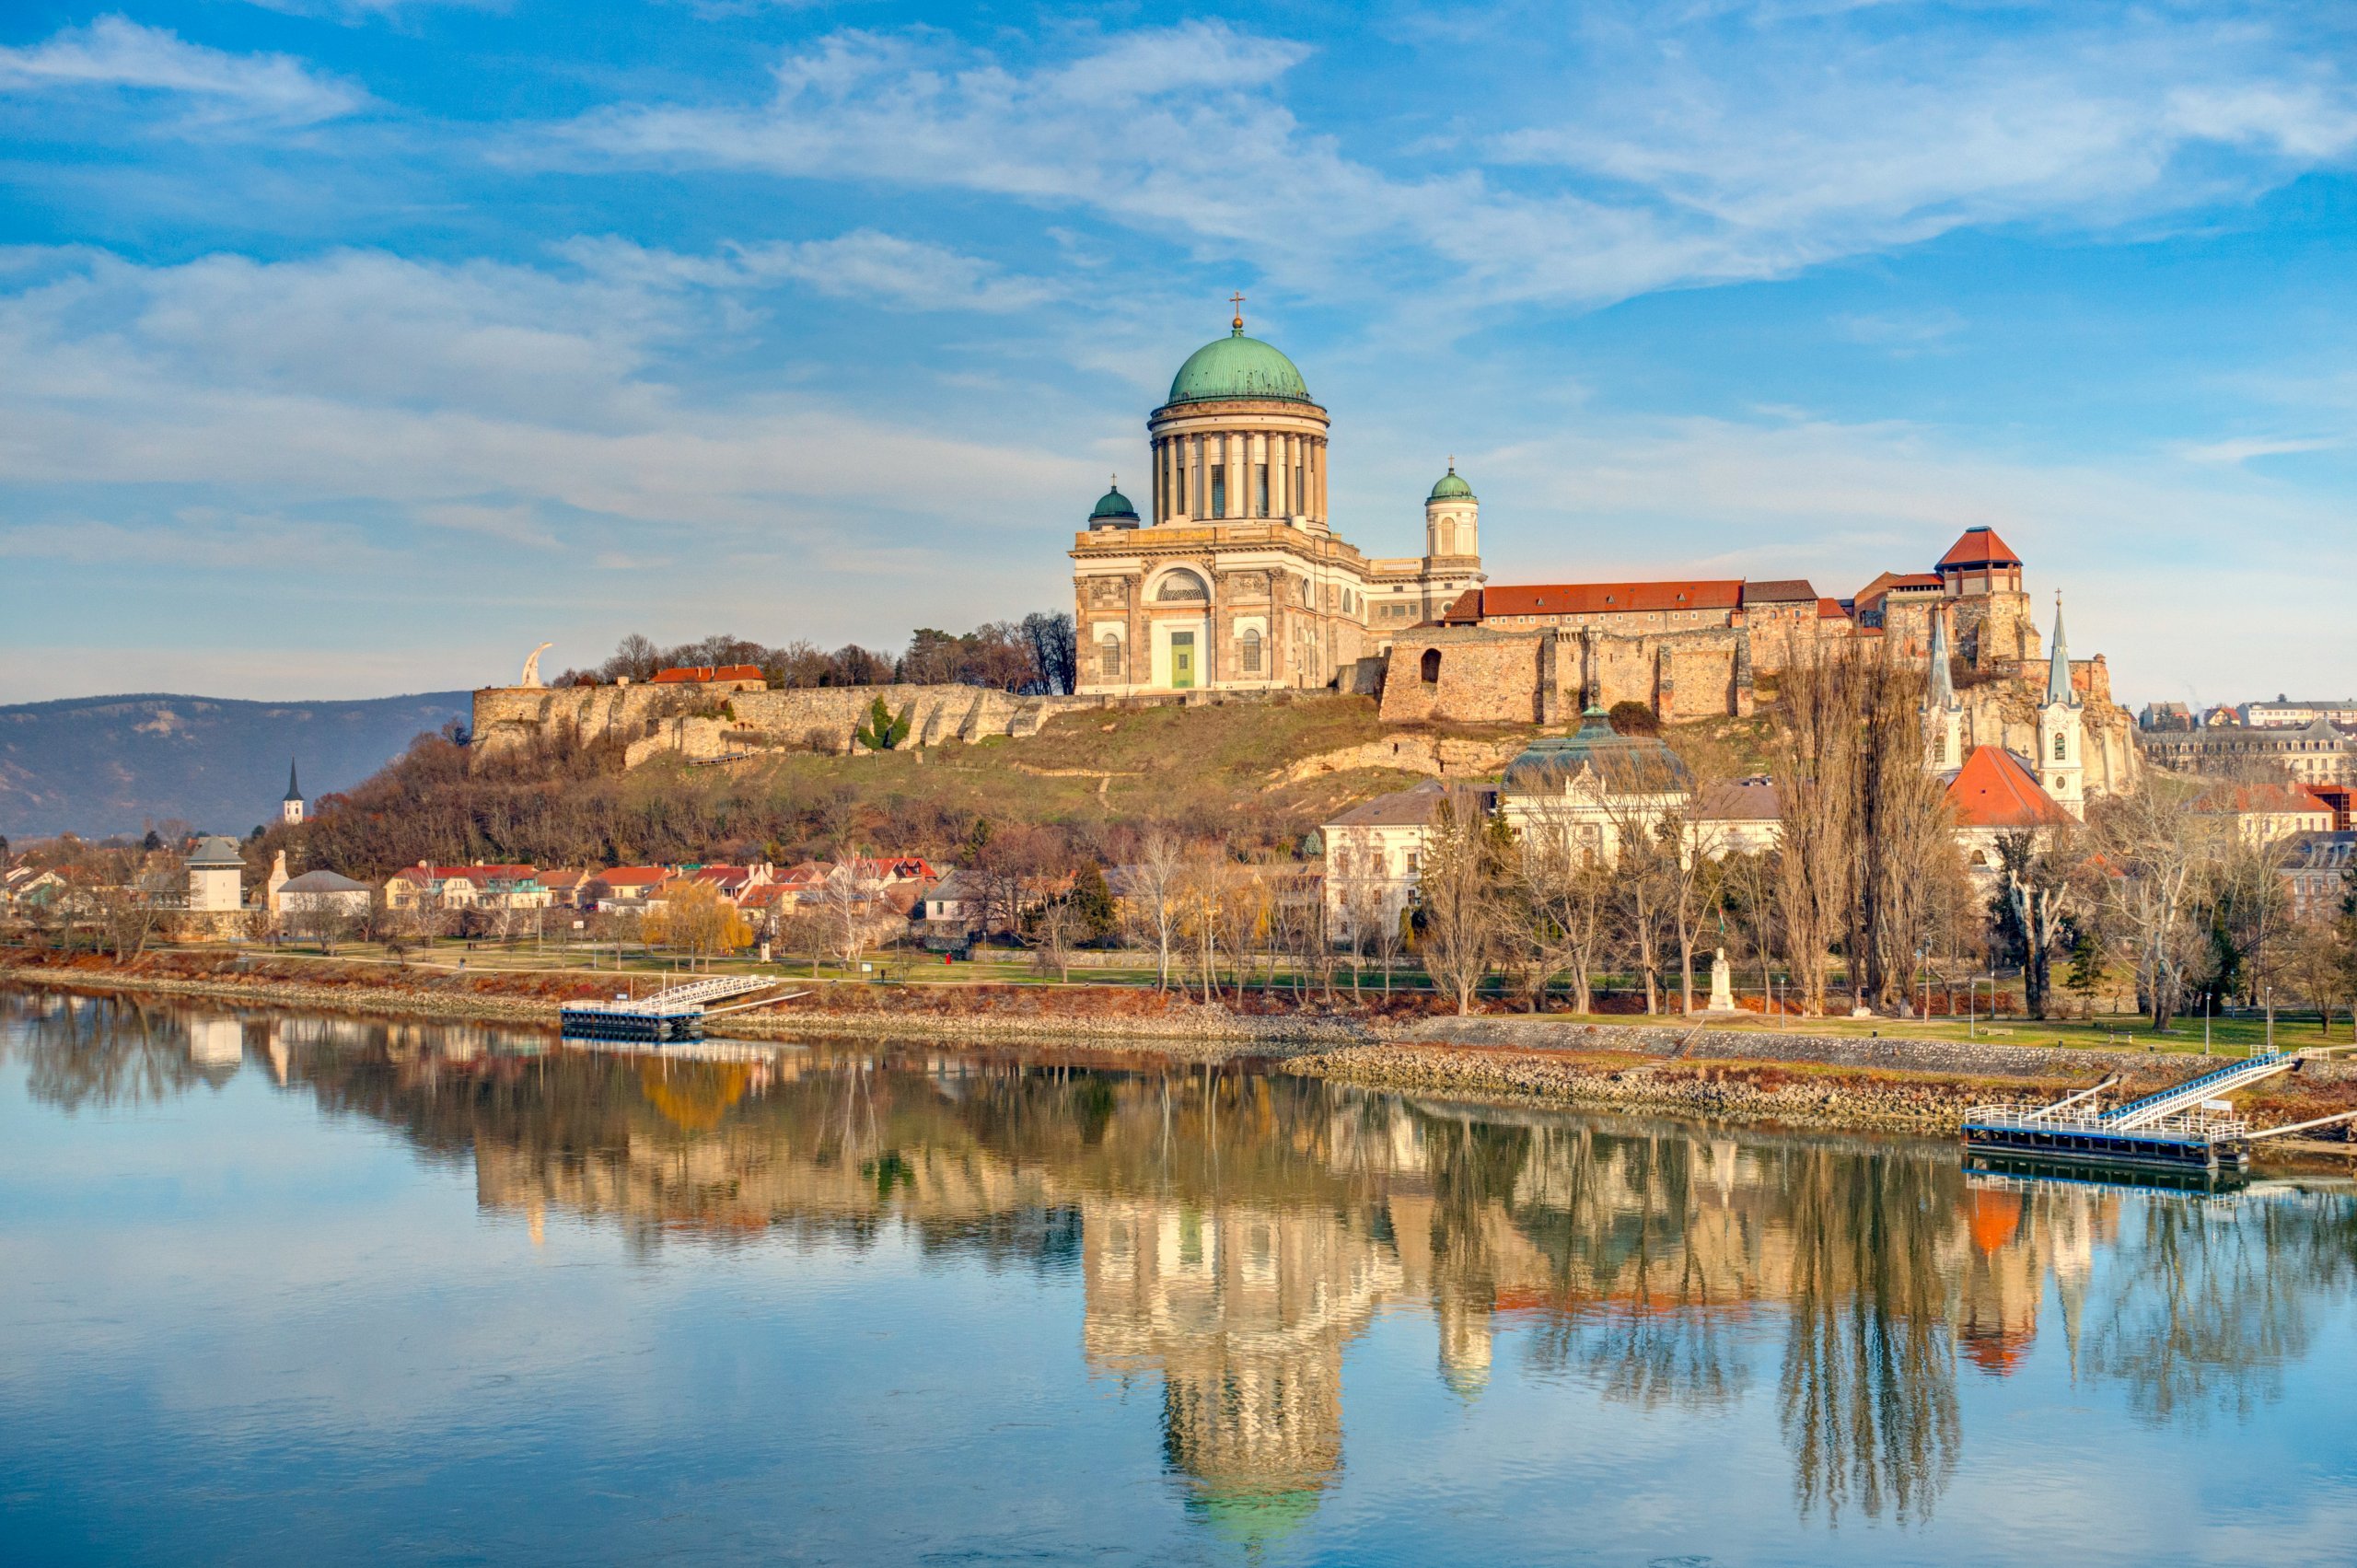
left=472, top=681, right=1116, bottom=767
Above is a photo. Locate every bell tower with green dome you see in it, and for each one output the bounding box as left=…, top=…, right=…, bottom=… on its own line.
left=1069, top=298, right=1482, bottom=699
left=1424, top=461, right=1478, bottom=563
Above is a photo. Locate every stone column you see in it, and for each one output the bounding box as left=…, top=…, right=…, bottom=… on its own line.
left=1277, top=433, right=1293, bottom=517
left=1225, top=431, right=1244, bottom=519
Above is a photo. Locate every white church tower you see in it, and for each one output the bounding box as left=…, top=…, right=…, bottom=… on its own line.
left=1923, top=605, right=1964, bottom=772
left=281, top=760, right=305, bottom=826
left=1425, top=461, right=1479, bottom=563
left=2037, top=596, right=2084, bottom=819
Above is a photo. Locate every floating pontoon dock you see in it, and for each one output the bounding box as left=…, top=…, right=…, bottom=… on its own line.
left=1962, top=1051, right=2353, bottom=1173
left=558, top=974, right=791, bottom=1043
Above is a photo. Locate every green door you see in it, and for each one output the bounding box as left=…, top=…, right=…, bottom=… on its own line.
left=1170, top=632, right=1196, bottom=690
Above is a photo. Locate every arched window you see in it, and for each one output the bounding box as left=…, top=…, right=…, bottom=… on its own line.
left=2052, top=730, right=2067, bottom=761
left=1421, top=648, right=1442, bottom=684
left=1240, top=628, right=1263, bottom=673
left=1934, top=732, right=1948, bottom=765
left=1099, top=635, right=1122, bottom=680
left=1155, top=570, right=1209, bottom=603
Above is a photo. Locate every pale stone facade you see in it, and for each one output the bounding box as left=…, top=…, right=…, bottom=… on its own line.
left=1072, top=310, right=1481, bottom=695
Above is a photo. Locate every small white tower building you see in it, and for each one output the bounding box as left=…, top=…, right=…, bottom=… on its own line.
left=1425, top=461, right=1479, bottom=563
left=1923, top=605, right=1965, bottom=772
left=282, top=760, right=305, bottom=827
left=2036, top=596, right=2084, bottom=819
left=185, top=836, right=246, bottom=912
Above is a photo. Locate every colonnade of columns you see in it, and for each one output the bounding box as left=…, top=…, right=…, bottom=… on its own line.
left=1153, top=431, right=1326, bottom=527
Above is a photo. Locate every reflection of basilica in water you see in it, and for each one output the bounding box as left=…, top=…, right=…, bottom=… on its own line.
left=9, top=992, right=2355, bottom=1540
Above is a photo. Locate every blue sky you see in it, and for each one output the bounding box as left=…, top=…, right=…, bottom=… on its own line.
left=2, top=1, right=2352, bottom=706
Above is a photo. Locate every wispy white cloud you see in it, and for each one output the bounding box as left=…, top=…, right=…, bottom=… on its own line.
left=0, top=248, right=1093, bottom=537
left=550, top=9, right=2357, bottom=315
left=565, top=230, right=1055, bottom=314
left=0, top=17, right=366, bottom=128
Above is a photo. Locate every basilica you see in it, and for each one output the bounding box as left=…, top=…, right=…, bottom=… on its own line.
left=1069, top=304, right=1483, bottom=695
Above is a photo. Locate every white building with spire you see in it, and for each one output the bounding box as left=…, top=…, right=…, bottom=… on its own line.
left=2036, top=598, right=2085, bottom=819
left=282, top=760, right=306, bottom=827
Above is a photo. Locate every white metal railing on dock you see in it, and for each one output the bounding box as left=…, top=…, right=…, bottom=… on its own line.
left=1965, top=1102, right=2251, bottom=1144
left=563, top=974, right=784, bottom=1017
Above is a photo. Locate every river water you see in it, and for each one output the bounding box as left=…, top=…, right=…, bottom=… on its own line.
left=3, top=992, right=2354, bottom=1566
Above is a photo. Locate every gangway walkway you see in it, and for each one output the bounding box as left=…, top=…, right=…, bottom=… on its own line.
left=2099, top=1051, right=2293, bottom=1128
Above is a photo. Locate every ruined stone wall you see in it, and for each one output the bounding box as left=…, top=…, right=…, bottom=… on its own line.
left=1377, top=629, right=1544, bottom=725
left=1378, top=625, right=1753, bottom=726
left=474, top=681, right=1110, bottom=765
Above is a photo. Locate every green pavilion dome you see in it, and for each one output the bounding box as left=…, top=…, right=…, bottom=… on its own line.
left=1167, top=324, right=1313, bottom=407
left=1502, top=706, right=1688, bottom=791
left=1428, top=464, right=1474, bottom=501
left=1088, top=482, right=1139, bottom=523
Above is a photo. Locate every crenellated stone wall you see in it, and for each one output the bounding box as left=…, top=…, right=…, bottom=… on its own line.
left=473, top=681, right=1114, bottom=765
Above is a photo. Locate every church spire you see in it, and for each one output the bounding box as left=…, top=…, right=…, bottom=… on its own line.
left=284, top=758, right=302, bottom=803
left=1925, top=605, right=1958, bottom=713
left=2045, top=593, right=2077, bottom=708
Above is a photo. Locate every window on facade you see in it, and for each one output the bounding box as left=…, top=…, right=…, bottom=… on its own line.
left=1421, top=649, right=1442, bottom=684
left=2052, top=731, right=2067, bottom=761
left=1256, top=463, right=1270, bottom=517
left=1175, top=465, right=1187, bottom=515
left=1240, top=628, right=1262, bottom=672
left=1099, top=636, right=1122, bottom=680
left=1155, top=570, right=1209, bottom=602
left=1210, top=466, right=1226, bottom=517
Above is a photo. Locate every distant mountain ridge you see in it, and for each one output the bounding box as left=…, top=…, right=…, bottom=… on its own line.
left=0, top=691, right=470, bottom=840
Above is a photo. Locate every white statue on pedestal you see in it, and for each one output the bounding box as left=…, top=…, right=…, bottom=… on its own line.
left=519, top=642, right=554, bottom=688
left=1708, top=947, right=1735, bottom=1013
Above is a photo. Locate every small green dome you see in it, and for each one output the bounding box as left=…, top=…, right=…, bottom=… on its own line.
left=1167, top=326, right=1312, bottom=406
left=1429, top=464, right=1473, bottom=501
left=1088, top=482, right=1139, bottom=523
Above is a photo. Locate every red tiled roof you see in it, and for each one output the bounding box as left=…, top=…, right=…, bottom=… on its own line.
left=1817, top=598, right=1850, bottom=620
left=1945, top=747, right=2074, bottom=829
left=649, top=663, right=767, bottom=685
left=592, top=865, right=669, bottom=886
left=1451, top=581, right=1744, bottom=621
left=1740, top=579, right=1818, bottom=605
left=737, top=884, right=799, bottom=909
left=2201, top=782, right=2334, bottom=817
left=1937, top=526, right=2023, bottom=571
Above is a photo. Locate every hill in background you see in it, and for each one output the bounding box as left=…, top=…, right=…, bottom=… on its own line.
left=0, top=691, right=470, bottom=841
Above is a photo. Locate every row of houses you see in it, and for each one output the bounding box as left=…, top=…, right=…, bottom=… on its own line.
left=379, top=855, right=948, bottom=924
left=1318, top=706, right=2355, bottom=941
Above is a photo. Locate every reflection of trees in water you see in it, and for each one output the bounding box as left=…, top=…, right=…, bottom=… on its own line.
left=2083, top=1192, right=2357, bottom=1427
left=6, top=995, right=227, bottom=1110
left=1498, top=1125, right=1747, bottom=1412
left=1773, top=1144, right=1959, bottom=1528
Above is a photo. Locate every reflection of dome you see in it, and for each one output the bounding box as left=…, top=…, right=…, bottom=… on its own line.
left=1167, top=328, right=1313, bottom=406
left=1428, top=464, right=1473, bottom=501
left=1189, top=1484, right=1323, bottom=1548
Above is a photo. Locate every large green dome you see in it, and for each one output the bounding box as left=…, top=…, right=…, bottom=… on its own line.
left=1167, top=326, right=1312, bottom=406
left=1429, top=464, right=1473, bottom=501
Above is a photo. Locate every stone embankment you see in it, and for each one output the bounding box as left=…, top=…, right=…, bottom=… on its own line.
left=6, top=953, right=2351, bottom=1141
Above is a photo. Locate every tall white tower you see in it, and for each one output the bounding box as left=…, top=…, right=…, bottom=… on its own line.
left=281, top=760, right=305, bottom=827
left=1425, top=461, right=1479, bottom=562
left=1923, top=605, right=1964, bottom=772
left=2036, top=597, right=2084, bottom=819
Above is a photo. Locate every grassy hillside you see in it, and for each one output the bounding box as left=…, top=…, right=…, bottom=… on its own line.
left=269, top=694, right=1536, bottom=877
left=0, top=691, right=470, bottom=841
